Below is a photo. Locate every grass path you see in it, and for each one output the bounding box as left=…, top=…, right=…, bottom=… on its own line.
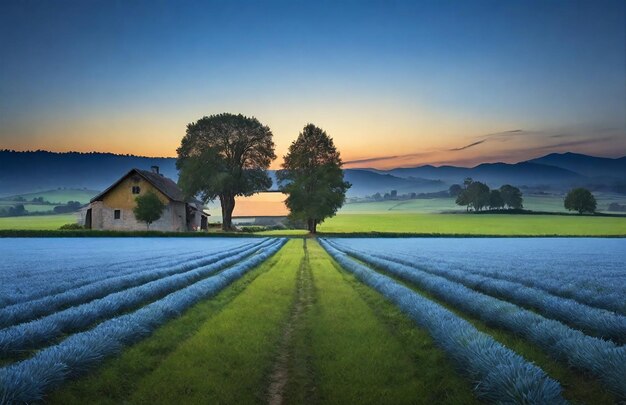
left=267, top=239, right=317, bottom=405
left=126, top=240, right=301, bottom=404
left=303, top=240, right=477, bottom=404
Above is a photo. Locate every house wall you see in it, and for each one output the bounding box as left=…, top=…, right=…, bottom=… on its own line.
left=186, top=203, right=205, bottom=231
left=101, top=176, right=169, bottom=209
left=90, top=200, right=188, bottom=231
left=89, top=176, right=188, bottom=231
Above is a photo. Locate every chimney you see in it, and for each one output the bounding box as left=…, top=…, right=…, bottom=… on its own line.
left=151, top=165, right=160, bottom=174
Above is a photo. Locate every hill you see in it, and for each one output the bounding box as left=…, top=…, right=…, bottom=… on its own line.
left=527, top=152, right=626, bottom=179
left=0, top=150, right=445, bottom=198
left=1, top=150, right=625, bottom=198
left=379, top=161, right=583, bottom=187
left=0, top=189, right=100, bottom=204
left=0, top=151, right=178, bottom=197
left=372, top=153, right=626, bottom=192
left=343, top=169, right=444, bottom=196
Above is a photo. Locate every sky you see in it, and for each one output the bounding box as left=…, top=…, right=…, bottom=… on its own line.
left=0, top=0, right=624, bottom=169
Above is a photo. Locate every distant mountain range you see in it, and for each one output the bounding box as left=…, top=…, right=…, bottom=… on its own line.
left=1, top=150, right=624, bottom=197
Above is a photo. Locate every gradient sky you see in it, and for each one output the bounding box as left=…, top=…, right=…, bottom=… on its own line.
left=1, top=0, right=625, bottom=169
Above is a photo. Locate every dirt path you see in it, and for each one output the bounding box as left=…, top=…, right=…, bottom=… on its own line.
left=267, top=239, right=316, bottom=405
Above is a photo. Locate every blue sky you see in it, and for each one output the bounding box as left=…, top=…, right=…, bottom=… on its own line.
left=1, top=0, right=624, bottom=168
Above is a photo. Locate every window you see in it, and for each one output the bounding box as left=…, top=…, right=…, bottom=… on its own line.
left=114, top=210, right=121, bottom=220
left=132, top=186, right=141, bottom=194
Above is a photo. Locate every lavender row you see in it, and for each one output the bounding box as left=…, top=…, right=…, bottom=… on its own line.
left=0, top=239, right=281, bottom=356
left=392, top=249, right=626, bottom=316
left=327, top=240, right=626, bottom=399
left=0, top=239, right=270, bottom=328
left=348, top=246, right=626, bottom=343
left=0, top=239, right=286, bottom=404
left=319, top=239, right=566, bottom=404
left=0, top=238, right=255, bottom=308
left=338, top=238, right=626, bottom=315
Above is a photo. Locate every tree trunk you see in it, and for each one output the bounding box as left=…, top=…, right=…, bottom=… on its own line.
left=307, top=218, right=317, bottom=234
left=220, top=194, right=236, bottom=231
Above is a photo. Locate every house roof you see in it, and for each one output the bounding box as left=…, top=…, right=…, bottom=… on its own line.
left=91, top=168, right=187, bottom=203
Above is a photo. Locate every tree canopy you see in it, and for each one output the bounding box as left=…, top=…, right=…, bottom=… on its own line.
left=564, top=188, right=597, bottom=214
left=489, top=190, right=505, bottom=209
left=455, top=178, right=490, bottom=211
left=177, top=113, right=276, bottom=230
left=277, top=124, right=351, bottom=233
left=499, top=184, right=524, bottom=209
left=455, top=180, right=523, bottom=211
left=133, top=191, right=165, bottom=230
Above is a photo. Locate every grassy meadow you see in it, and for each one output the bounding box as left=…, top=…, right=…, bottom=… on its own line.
left=341, top=193, right=626, bottom=214
left=0, top=214, right=76, bottom=230
left=317, top=212, right=626, bottom=236
left=0, top=192, right=625, bottom=236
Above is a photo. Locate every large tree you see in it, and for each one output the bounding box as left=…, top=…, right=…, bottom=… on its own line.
left=277, top=124, right=351, bottom=233
left=564, top=187, right=597, bottom=214
left=177, top=113, right=275, bottom=231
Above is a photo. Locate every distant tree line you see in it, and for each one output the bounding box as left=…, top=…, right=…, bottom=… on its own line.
left=451, top=178, right=523, bottom=211
left=0, top=201, right=82, bottom=217
left=0, top=204, right=27, bottom=217
left=359, top=189, right=450, bottom=203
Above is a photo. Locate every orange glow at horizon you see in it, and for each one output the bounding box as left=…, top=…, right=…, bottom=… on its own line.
left=3, top=105, right=624, bottom=170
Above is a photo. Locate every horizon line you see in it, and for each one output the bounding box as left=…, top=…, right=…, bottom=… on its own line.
left=2, top=148, right=625, bottom=171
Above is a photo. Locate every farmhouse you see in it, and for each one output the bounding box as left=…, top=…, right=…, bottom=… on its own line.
left=82, top=166, right=208, bottom=232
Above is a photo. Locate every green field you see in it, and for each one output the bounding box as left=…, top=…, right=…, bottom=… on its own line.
left=341, top=193, right=626, bottom=214
left=317, top=212, right=626, bottom=235
left=1, top=190, right=625, bottom=236
left=1, top=211, right=624, bottom=236
left=0, top=214, right=75, bottom=230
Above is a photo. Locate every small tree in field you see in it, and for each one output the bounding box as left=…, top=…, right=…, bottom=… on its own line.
left=564, top=188, right=596, bottom=214
left=278, top=124, right=351, bottom=233
left=499, top=184, right=523, bottom=209
left=489, top=190, right=505, bottom=210
left=134, top=191, right=165, bottom=230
